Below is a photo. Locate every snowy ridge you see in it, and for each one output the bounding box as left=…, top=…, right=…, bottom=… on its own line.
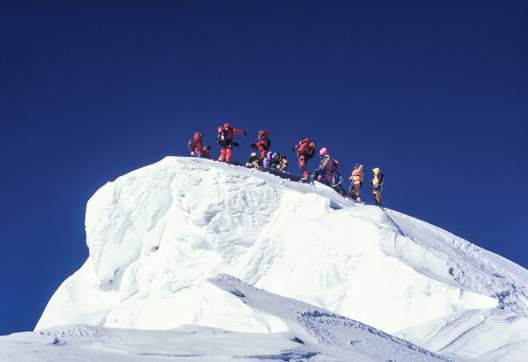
left=381, top=210, right=528, bottom=360
left=30, top=156, right=528, bottom=361
left=386, top=209, right=528, bottom=315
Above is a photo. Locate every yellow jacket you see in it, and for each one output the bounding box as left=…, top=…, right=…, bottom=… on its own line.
left=371, top=167, right=384, bottom=188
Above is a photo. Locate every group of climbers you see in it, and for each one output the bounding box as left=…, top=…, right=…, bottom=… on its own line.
left=263, top=151, right=288, bottom=171
left=187, top=123, right=384, bottom=206
left=244, top=131, right=287, bottom=172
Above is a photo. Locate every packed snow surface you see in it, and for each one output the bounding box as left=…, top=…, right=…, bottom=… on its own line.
left=34, top=157, right=528, bottom=360
left=1, top=275, right=449, bottom=362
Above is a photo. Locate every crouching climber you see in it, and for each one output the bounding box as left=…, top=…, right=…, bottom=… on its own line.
left=263, top=152, right=280, bottom=170
left=371, top=167, right=384, bottom=206
left=278, top=154, right=288, bottom=172
left=245, top=152, right=261, bottom=169
left=188, top=131, right=211, bottom=158
left=217, top=122, right=246, bottom=162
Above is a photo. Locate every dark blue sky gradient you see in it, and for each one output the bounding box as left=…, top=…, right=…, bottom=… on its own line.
left=1, top=1, right=526, bottom=335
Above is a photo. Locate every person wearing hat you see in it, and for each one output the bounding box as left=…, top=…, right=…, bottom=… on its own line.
left=311, top=147, right=339, bottom=185
left=371, top=167, right=384, bottom=206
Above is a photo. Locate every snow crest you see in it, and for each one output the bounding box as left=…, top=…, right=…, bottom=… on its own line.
left=35, top=157, right=528, bottom=360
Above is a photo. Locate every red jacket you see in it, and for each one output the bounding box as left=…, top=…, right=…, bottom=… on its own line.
left=188, top=132, right=203, bottom=155
left=255, top=135, right=271, bottom=154
left=217, top=126, right=245, bottom=146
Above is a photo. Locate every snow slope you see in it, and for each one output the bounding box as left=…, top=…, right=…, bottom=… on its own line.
left=210, top=274, right=452, bottom=361
left=387, top=210, right=528, bottom=360
left=34, top=157, right=528, bottom=360
left=1, top=275, right=450, bottom=362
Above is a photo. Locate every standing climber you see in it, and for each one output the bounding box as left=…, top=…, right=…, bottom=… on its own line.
left=293, top=137, right=316, bottom=180
left=312, top=147, right=339, bottom=185
left=371, top=167, right=384, bottom=206
left=216, top=122, right=247, bottom=162
left=188, top=131, right=203, bottom=157
left=349, top=164, right=364, bottom=202
left=250, top=129, right=271, bottom=160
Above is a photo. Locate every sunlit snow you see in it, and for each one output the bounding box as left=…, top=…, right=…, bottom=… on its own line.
left=3, top=157, right=527, bottom=361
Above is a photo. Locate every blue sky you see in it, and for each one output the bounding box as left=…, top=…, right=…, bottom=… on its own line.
left=1, top=1, right=526, bottom=335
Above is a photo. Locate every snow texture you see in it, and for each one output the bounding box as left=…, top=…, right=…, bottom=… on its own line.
left=30, top=157, right=528, bottom=361
left=1, top=275, right=450, bottom=362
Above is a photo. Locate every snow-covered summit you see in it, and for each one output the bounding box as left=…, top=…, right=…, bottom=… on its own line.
left=35, top=157, right=528, bottom=360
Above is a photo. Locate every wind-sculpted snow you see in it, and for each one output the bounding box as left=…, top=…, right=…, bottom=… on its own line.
left=1, top=276, right=447, bottom=362
left=0, top=324, right=303, bottom=362
left=383, top=210, right=528, bottom=360
left=385, top=209, right=528, bottom=316
left=210, top=274, right=451, bottom=362
left=399, top=308, right=528, bottom=361
left=34, top=157, right=528, bottom=361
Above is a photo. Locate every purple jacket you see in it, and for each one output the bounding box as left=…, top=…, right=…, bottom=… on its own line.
left=263, top=152, right=272, bottom=169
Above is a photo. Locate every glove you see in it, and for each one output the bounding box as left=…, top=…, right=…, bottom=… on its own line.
left=190, top=151, right=195, bottom=156
left=250, top=143, right=256, bottom=148
left=232, top=142, right=239, bottom=147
